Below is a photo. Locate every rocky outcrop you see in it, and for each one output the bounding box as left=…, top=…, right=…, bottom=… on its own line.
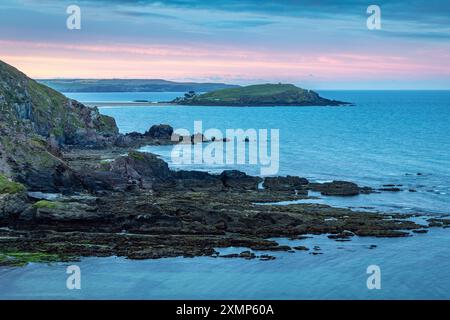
left=146, top=124, right=174, bottom=140
left=220, top=170, right=262, bottom=190
left=264, top=176, right=309, bottom=191
left=309, top=180, right=372, bottom=196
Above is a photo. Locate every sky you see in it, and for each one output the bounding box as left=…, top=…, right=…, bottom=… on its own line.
left=0, top=0, right=449, bottom=89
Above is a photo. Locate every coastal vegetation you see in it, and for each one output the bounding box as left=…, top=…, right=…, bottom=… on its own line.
left=173, top=83, right=349, bottom=106
left=0, top=174, right=26, bottom=194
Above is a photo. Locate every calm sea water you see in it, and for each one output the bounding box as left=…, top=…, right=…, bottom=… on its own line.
left=1, top=91, right=450, bottom=299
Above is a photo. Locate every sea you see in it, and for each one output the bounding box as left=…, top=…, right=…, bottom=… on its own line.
left=1, top=90, right=449, bottom=299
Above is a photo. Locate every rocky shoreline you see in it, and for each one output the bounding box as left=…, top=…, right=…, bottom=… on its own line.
left=1, top=59, right=449, bottom=267
left=2, top=144, right=448, bottom=266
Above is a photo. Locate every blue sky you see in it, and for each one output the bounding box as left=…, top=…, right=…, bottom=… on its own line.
left=0, top=0, right=449, bottom=89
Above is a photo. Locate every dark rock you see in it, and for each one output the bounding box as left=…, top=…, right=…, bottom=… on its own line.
left=328, top=231, right=354, bottom=240
left=109, top=151, right=172, bottom=187
left=173, top=170, right=223, bottom=190
left=379, top=187, right=402, bottom=192
left=220, top=170, right=262, bottom=190
left=310, top=181, right=362, bottom=196
left=259, top=254, right=276, bottom=261
left=263, top=176, right=309, bottom=191
left=145, top=124, right=173, bottom=140
left=239, top=250, right=256, bottom=259
left=293, top=246, right=309, bottom=251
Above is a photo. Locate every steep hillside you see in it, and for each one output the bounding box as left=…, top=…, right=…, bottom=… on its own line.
left=0, top=60, right=119, bottom=191
left=0, top=60, right=118, bottom=146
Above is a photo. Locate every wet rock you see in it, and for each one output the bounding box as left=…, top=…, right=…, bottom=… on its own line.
left=263, top=176, right=309, bottom=191
left=259, top=254, right=276, bottom=261
left=310, top=181, right=363, bottom=196
left=412, top=229, right=428, bottom=234
left=379, top=187, right=402, bottom=192
left=293, top=246, right=309, bottom=251
left=328, top=231, right=354, bottom=240
left=220, top=170, right=262, bottom=190
left=239, top=250, right=256, bottom=259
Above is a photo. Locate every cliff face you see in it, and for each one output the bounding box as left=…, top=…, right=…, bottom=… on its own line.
left=0, top=60, right=119, bottom=191
left=0, top=60, right=118, bottom=146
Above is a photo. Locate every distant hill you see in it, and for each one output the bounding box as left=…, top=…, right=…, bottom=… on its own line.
left=174, top=83, right=350, bottom=106
left=39, top=79, right=239, bottom=93
left=0, top=59, right=119, bottom=190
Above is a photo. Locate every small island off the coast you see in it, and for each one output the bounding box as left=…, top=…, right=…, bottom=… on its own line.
left=173, top=83, right=350, bottom=106
left=69, top=83, right=351, bottom=108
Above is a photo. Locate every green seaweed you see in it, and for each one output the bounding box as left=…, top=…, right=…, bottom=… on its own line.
left=0, top=251, right=63, bottom=267
left=33, top=200, right=60, bottom=209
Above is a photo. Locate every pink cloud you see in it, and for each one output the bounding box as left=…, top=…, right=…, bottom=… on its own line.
left=1, top=39, right=449, bottom=83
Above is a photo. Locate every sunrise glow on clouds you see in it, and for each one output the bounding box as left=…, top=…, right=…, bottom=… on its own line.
left=1, top=0, right=449, bottom=89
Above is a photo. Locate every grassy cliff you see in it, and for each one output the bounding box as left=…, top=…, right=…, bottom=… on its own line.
left=0, top=60, right=120, bottom=191
left=0, top=60, right=118, bottom=145
left=175, top=83, right=348, bottom=106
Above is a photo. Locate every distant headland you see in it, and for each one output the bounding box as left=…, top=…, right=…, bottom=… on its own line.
left=39, top=78, right=239, bottom=93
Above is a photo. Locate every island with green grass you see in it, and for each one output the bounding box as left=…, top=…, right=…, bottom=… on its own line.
left=172, top=83, right=350, bottom=106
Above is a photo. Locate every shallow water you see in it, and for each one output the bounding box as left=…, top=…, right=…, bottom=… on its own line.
left=1, top=228, right=449, bottom=299
left=1, top=91, right=450, bottom=299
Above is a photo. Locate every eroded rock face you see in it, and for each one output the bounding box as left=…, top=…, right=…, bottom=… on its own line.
left=0, top=193, right=30, bottom=221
